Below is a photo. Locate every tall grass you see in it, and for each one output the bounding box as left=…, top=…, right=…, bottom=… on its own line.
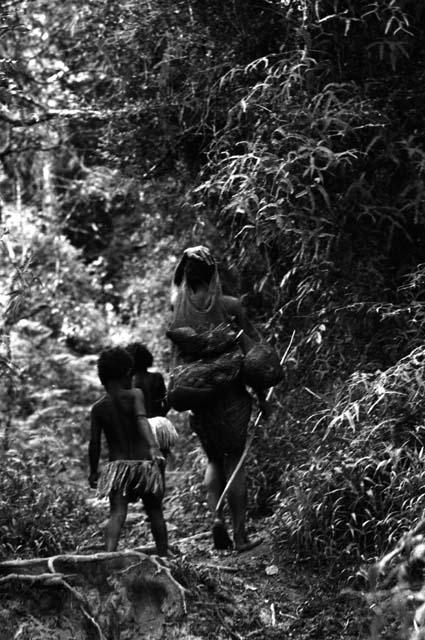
left=276, top=344, right=425, bottom=567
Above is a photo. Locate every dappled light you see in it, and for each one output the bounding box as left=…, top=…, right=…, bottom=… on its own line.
left=2, top=0, right=425, bottom=638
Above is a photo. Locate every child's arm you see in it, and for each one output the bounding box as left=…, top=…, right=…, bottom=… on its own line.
left=88, top=409, right=101, bottom=487
left=132, top=388, right=158, bottom=458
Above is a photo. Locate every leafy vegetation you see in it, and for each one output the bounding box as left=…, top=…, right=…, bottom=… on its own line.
left=0, top=451, right=91, bottom=559
left=2, top=1, right=425, bottom=614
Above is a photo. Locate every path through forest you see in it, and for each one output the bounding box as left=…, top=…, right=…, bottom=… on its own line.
left=2, top=346, right=366, bottom=639
left=74, top=388, right=365, bottom=639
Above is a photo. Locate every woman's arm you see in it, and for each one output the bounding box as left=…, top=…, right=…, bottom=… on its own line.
left=222, top=295, right=260, bottom=351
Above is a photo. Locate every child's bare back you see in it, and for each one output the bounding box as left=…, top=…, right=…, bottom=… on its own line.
left=92, top=388, right=153, bottom=462
left=88, top=347, right=168, bottom=555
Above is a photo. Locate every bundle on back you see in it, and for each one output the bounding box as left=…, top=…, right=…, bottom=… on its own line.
left=167, top=350, right=244, bottom=411
left=168, top=253, right=282, bottom=412
left=166, top=323, right=238, bottom=359
left=243, top=343, right=283, bottom=389
left=167, top=325, right=283, bottom=412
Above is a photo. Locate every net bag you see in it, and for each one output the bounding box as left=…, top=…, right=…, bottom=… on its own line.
left=242, top=343, right=283, bottom=389
left=167, top=350, right=244, bottom=412
left=166, top=323, right=238, bottom=358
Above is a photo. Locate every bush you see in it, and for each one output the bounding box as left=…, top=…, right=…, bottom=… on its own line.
left=276, top=345, right=425, bottom=568
left=0, top=451, right=91, bottom=559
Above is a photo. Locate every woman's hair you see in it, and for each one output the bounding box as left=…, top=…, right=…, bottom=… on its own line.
left=125, top=342, right=154, bottom=371
left=97, top=347, right=134, bottom=386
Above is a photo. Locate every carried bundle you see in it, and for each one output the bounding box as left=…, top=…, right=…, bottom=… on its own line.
left=167, top=349, right=244, bottom=412
left=166, top=323, right=238, bottom=358
left=97, top=459, right=164, bottom=500
left=242, top=343, right=283, bottom=389
left=149, top=416, right=178, bottom=451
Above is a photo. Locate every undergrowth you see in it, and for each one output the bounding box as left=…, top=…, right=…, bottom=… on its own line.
left=275, top=345, right=425, bottom=569
left=0, top=451, right=91, bottom=559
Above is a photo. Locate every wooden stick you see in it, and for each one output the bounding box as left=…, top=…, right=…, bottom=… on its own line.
left=193, top=562, right=238, bottom=572
left=214, top=331, right=295, bottom=516
left=171, top=531, right=211, bottom=544
left=135, top=531, right=211, bottom=553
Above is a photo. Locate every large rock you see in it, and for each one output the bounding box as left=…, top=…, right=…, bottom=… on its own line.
left=0, top=551, right=186, bottom=639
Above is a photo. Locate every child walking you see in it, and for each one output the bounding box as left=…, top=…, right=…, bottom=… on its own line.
left=88, top=347, right=168, bottom=555
left=126, top=341, right=177, bottom=457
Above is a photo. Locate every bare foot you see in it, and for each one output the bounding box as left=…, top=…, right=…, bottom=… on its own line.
left=235, top=537, right=264, bottom=553
left=212, top=519, right=233, bottom=550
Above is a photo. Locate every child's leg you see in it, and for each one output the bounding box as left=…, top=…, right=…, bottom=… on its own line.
left=105, top=490, right=128, bottom=551
left=143, top=494, right=168, bottom=557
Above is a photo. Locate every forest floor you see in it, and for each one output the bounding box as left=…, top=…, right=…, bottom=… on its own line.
left=76, top=412, right=368, bottom=640
left=7, top=344, right=370, bottom=639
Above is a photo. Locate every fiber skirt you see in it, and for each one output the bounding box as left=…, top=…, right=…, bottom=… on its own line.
left=190, top=383, right=252, bottom=461
left=96, top=459, right=164, bottom=502
left=149, top=416, right=178, bottom=451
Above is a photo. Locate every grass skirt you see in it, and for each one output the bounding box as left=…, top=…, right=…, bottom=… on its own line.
left=149, top=416, right=178, bottom=450
left=96, top=459, right=164, bottom=501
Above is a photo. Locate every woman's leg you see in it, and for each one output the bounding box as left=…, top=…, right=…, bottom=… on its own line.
left=205, top=459, right=233, bottom=549
left=224, top=454, right=263, bottom=552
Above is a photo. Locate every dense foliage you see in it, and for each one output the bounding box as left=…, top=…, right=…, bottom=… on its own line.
left=2, top=0, right=425, bottom=574
left=0, top=451, right=91, bottom=559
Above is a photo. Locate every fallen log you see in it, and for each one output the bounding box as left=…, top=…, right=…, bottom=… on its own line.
left=0, top=550, right=186, bottom=640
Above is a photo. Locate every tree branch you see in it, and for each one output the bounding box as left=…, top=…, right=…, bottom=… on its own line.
left=0, top=106, right=111, bottom=127
left=0, top=144, right=62, bottom=159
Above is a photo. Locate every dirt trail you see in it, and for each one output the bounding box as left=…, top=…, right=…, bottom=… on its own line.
left=80, top=413, right=364, bottom=639
left=0, top=325, right=369, bottom=638
left=7, top=345, right=364, bottom=640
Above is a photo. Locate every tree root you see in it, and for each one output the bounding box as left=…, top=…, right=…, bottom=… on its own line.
left=0, top=551, right=186, bottom=640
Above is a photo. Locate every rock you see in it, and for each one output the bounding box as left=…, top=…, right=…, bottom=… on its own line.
left=265, top=564, right=279, bottom=576
left=0, top=551, right=186, bottom=639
